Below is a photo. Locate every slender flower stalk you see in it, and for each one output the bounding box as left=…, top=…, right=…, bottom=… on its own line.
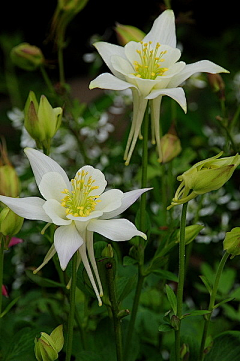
left=175, top=202, right=188, bottom=361
left=89, top=10, right=228, bottom=164
left=0, top=148, right=149, bottom=305
left=199, top=251, right=230, bottom=361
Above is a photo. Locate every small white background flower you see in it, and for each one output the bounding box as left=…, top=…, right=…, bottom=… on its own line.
left=0, top=148, right=149, bottom=304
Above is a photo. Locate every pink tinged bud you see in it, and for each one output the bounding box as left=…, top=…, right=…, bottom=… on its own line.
left=10, top=43, right=44, bottom=71
left=2, top=285, right=9, bottom=297
left=115, top=23, right=145, bottom=46
left=8, top=237, right=23, bottom=247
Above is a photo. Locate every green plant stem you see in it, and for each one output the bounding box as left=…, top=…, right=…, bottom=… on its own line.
left=65, top=252, right=78, bottom=361
left=0, top=235, right=4, bottom=316
left=199, top=251, right=230, bottom=361
left=175, top=202, right=188, bottom=361
left=106, top=261, right=123, bottom=361
left=39, top=66, right=56, bottom=96
left=124, top=107, right=149, bottom=359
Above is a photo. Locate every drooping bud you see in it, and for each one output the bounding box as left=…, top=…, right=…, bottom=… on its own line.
left=159, top=133, right=181, bottom=163
left=223, top=227, right=240, bottom=257
left=34, top=325, right=64, bottom=361
left=115, top=23, right=145, bottom=46
left=0, top=207, right=24, bottom=238
left=24, top=91, right=62, bottom=151
left=168, top=152, right=240, bottom=209
left=10, top=43, right=44, bottom=71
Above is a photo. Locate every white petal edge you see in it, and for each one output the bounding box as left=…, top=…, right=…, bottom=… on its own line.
left=0, top=195, right=51, bottom=222
left=75, top=165, right=107, bottom=196
left=146, top=87, right=187, bottom=113
left=39, top=172, right=70, bottom=202
left=96, top=189, right=123, bottom=213
left=89, top=73, right=137, bottom=91
left=43, top=199, right=72, bottom=225
left=87, top=218, right=147, bottom=241
left=54, top=223, right=83, bottom=270
left=101, top=188, right=151, bottom=219
left=143, top=10, right=176, bottom=48
left=168, top=60, right=229, bottom=88
left=24, top=148, right=70, bottom=187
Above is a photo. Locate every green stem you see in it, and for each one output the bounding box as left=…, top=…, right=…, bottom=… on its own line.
left=39, top=66, right=56, bottom=96
left=199, top=251, right=230, bottom=361
left=175, top=202, right=188, bottom=361
left=0, top=235, right=4, bottom=316
left=124, top=106, right=149, bottom=359
left=65, top=252, right=78, bottom=361
left=106, top=261, right=123, bottom=361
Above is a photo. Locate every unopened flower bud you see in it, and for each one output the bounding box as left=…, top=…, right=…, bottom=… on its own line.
left=0, top=141, right=21, bottom=197
left=159, top=133, right=181, bottom=163
left=24, top=91, right=62, bottom=149
left=101, top=243, right=114, bottom=258
left=11, top=43, right=44, bottom=71
left=115, top=23, right=145, bottom=46
left=174, top=224, right=204, bottom=245
left=34, top=325, right=64, bottom=361
left=0, top=207, right=24, bottom=238
left=223, top=228, right=240, bottom=257
left=208, top=73, right=225, bottom=100
left=168, top=152, right=240, bottom=209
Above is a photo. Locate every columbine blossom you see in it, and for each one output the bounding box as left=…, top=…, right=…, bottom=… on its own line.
left=0, top=148, right=149, bottom=305
left=89, top=10, right=229, bottom=165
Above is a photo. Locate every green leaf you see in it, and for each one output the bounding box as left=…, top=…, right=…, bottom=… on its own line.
left=0, top=296, right=20, bottom=318
left=76, top=351, right=103, bottom=361
left=152, top=269, right=178, bottom=282
left=199, top=275, right=212, bottom=294
left=205, top=331, right=240, bottom=361
left=25, top=269, right=65, bottom=288
left=158, top=323, right=173, bottom=332
left=183, top=310, right=211, bottom=318
left=214, top=297, right=235, bottom=309
left=116, top=274, right=137, bottom=303
left=165, top=284, right=177, bottom=315
left=3, top=327, right=36, bottom=361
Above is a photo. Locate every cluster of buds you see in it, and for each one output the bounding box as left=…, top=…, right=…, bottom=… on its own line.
left=11, top=43, right=44, bottom=71
left=0, top=141, right=23, bottom=244
left=168, top=152, right=240, bottom=209
left=24, top=91, right=62, bottom=152
left=34, top=325, right=64, bottom=361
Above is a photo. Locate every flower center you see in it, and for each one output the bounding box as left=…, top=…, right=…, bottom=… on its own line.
left=133, top=41, right=168, bottom=80
left=61, top=170, right=100, bottom=217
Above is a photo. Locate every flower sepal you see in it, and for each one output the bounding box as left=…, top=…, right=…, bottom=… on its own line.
left=223, top=228, right=240, bottom=258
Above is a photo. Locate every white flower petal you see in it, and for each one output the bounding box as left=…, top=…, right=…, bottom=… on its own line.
left=0, top=195, right=51, bottom=222
left=168, top=60, right=229, bottom=88
left=89, top=73, right=136, bottom=91
left=96, top=189, right=123, bottom=213
left=24, top=148, right=69, bottom=187
left=146, top=87, right=187, bottom=113
left=67, top=210, right=103, bottom=222
left=87, top=218, right=147, bottom=241
left=76, top=165, right=107, bottom=196
left=54, top=223, right=83, bottom=270
left=101, top=188, right=151, bottom=219
left=43, top=199, right=72, bottom=225
left=39, top=172, right=70, bottom=201
left=93, top=41, right=126, bottom=78
left=143, top=10, right=176, bottom=48
left=111, top=55, right=135, bottom=76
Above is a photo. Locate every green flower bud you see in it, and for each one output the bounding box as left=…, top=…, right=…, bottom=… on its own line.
left=173, top=224, right=204, bottom=245
left=101, top=244, right=114, bottom=258
left=0, top=207, right=24, bottom=237
left=10, top=43, right=44, bottom=71
left=223, top=228, right=240, bottom=257
left=159, top=133, right=181, bottom=163
left=115, top=23, right=145, bottom=46
left=24, top=91, right=62, bottom=149
left=168, top=152, right=240, bottom=209
left=34, top=325, right=64, bottom=361
left=0, top=140, right=21, bottom=197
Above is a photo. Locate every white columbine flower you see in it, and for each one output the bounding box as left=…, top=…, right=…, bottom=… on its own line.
left=0, top=148, right=149, bottom=305
left=89, top=10, right=229, bottom=165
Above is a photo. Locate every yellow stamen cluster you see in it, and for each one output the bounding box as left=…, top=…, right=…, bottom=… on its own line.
left=133, top=41, right=168, bottom=80
left=61, top=170, right=100, bottom=217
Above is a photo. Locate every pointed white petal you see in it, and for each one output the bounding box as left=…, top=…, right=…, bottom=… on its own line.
left=168, top=60, right=229, bottom=88
left=79, top=243, right=102, bottom=306
left=143, top=10, right=176, bottom=48
left=24, top=148, right=69, bottom=187
left=89, top=73, right=136, bottom=91
left=54, top=223, right=83, bottom=270
left=87, top=218, right=147, bottom=241
left=146, top=87, right=187, bottom=113
left=93, top=41, right=126, bottom=78
left=39, top=172, right=70, bottom=201
left=111, top=55, right=135, bottom=76
left=43, top=199, right=72, bottom=225
left=149, top=97, right=163, bottom=161
left=0, top=195, right=51, bottom=222
left=75, top=165, right=107, bottom=196
left=101, top=188, right=151, bottom=219
left=33, top=244, right=56, bottom=274
left=96, top=189, right=123, bottom=213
